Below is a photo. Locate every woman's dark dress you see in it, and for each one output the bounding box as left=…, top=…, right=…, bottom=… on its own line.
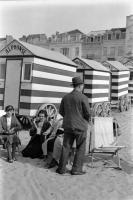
left=22, top=121, right=51, bottom=158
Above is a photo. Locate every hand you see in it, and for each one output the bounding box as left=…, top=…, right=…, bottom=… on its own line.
left=8, top=128, right=15, bottom=134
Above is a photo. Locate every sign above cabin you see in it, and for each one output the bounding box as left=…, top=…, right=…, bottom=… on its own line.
left=0, top=40, right=33, bottom=56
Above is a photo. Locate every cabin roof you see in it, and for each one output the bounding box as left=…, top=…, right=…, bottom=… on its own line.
left=73, top=58, right=110, bottom=72
left=20, top=40, right=76, bottom=67
left=105, top=61, right=129, bottom=71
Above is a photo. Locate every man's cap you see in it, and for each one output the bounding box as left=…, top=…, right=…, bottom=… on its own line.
left=71, top=76, right=83, bottom=86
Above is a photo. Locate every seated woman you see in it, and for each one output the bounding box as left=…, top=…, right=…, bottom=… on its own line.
left=22, top=110, right=51, bottom=159
left=42, top=114, right=63, bottom=160
left=47, top=129, right=64, bottom=168
left=0, top=105, right=22, bottom=163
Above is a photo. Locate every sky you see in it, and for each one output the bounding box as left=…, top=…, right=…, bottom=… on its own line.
left=0, top=0, right=133, bottom=39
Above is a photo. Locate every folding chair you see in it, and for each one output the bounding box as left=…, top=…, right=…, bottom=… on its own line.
left=89, top=117, right=125, bottom=169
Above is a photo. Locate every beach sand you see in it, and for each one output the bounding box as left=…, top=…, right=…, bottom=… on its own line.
left=1, top=108, right=133, bottom=200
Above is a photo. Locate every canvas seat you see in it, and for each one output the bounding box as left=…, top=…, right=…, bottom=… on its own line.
left=89, top=117, right=125, bottom=169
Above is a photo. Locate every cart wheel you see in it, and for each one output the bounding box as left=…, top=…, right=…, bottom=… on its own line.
left=103, top=102, right=111, bottom=116
left=37, top=103, right=58, bottom=122
left=94, top=103, right=103, bottom=117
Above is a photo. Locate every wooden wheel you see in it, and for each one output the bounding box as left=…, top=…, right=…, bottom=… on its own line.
left=93, top=103, right=104, bottom=117
left=119, top=97, right=125, bottom=112
left=37, top=103, right=58, bottom=122
left=103, top=102, right=111, bottom=116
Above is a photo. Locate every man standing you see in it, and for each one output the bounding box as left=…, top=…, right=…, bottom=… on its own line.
left=56, top=76, right=91, bottom=175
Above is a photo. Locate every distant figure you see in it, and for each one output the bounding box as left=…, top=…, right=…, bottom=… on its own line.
left=22, top=110, right=51, bottom=159
left=0, top=105, right=21, bottom=163
left=56, top=76, right=91, bottom=175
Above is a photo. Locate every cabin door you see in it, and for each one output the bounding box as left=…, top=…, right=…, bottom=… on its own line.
left=4, top=60, right=22, bottom=111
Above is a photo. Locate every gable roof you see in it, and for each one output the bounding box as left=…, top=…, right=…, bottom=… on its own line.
left=73, top=58, right=110, bottom=72
left=105, top=61, right=129, bottom=71
left=0, top=39, right=77, bottom=67
left=20, top=40, right=77, bottom=67
left=58, top=29, right=83, bottom=36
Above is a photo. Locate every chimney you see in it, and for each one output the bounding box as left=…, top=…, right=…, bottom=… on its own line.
left=6, top=35, right=13, bottom=45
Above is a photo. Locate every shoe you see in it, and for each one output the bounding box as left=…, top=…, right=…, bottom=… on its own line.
left=8, top=159, right=13, bottom=163
left=39, top=155, right=45, bottom=159
left=56, top=168, right=66, bottom=174
left=71, top=171, right=86, bottom=175
left=48, top=159, right=58, bottom=169
left=43, top=155, right=48, bottom=162
left=13, top=157, right=17, bottom=161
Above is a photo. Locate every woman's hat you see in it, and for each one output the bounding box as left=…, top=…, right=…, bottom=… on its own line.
left=5, top=105, right=14, bottom=112
left=72, top=76, right=83, bottom=86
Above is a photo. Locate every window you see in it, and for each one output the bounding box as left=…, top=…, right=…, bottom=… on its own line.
left=75, top=47, right=79, bottom=57
left=0, top=63, right=6, bottom=79
left=71, top=35, right=76, bottom=41
left=22, top=63, right=32, bottom=81
left=103, top=47, right=107, bottom=56
left=116, top=33, right=120, bottom=39
left=97, top=36, right=100, bottom=41
left=60, top=48, right=69, bottom=57
left=108, top=34, right=112, bottom=40
left=90, top=37, right=93, bottom=42
left=110, top=47, right=115, bottom=56
left=118, top=46, right=124, bottom=56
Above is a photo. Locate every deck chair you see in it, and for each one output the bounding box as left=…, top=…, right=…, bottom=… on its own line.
left=89, top=117, right=125, bottom=169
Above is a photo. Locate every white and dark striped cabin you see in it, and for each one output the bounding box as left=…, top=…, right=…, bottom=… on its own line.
left=102, top=61, right=130, bottom=104
left=73, top=58, right=110, bottom=105
left=0, top=39, right=77, bottom=116
left=126, top=65, right=133, bottom=102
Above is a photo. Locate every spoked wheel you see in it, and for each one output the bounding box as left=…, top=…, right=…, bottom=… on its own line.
left=37, top=103, right=58, bottom=122
left=119, top=97, right=125, bottom=112
left=102, top=102, right=111, bottom=117
left=93, top=103, right=104, bottom=117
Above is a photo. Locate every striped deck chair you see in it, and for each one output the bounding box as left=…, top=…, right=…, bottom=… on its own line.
left=89, top=117, right=125, bottom=169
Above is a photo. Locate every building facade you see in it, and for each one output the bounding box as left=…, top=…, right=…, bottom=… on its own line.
left=19, top=28, right=126, bottom=62
left=1, top=15, right=133, bottom=63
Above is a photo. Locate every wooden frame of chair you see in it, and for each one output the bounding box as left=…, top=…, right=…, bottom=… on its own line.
left=88, top=117, right=125, bottom=169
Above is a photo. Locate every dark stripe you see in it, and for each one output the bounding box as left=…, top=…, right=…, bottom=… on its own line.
left=32, top=77, right=72, bottom=88
left=84, top=93, right=109, bottom=98
left=20, top=102, right=60, bottom=111
left=129, top=84, right=133, bottom=87
left=0, top=100, right=4, bottom=107
left=33, top=63, right=76, bottom=77
left=129, top=90, right=133, bottom=93
left=111, top=87, right=128, bottom=93
left=20, top=89, right=67, bottom=98
left=77, top=69, right=84, bottom=72
left=84, top=74, right=109, bottom=80
left=111, top=81, right=128, bottom=86
left=84, top=84, right=109, bottom=89
left=0, top=88, right=4, bottom=93
left=111, top=97, right=119, bottom=101
left=112, top=74, right=129, bottom=79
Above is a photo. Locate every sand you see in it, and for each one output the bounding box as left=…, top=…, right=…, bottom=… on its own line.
left=1, top=108, right=133, bottom=200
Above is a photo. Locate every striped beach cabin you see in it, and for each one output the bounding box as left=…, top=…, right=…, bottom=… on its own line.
left=126, top=65, right=133, bottom=103
left=0, top=39, right=77, bottom=116
left=103, top=61, right=130, bottom=111
left=73, top=58, right=111, bottom=116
